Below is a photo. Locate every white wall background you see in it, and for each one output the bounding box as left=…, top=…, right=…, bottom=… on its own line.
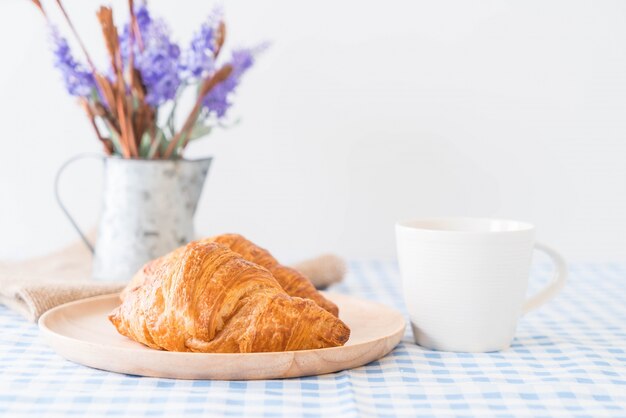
left=1, top=0, right=625, bottom=263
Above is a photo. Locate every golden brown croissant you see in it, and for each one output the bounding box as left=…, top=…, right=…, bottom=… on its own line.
left=200, top=234, right=339, bottom=316
left=121, top=234, right=340, bottom=316
left=109, top=241, right=350, bottom=353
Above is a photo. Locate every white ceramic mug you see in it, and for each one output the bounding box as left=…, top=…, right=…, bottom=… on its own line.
left=396, top=217, right=567, bottom=352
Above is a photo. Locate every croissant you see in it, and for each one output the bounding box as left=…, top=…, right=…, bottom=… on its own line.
left=200, top=234, right=339, bottom=316
left=122, top=234, right=340, bottom=317
left=109, top=241, right=350, bottom=353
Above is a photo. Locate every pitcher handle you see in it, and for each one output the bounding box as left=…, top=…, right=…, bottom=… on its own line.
left=54, top=153, right=105, bottom=254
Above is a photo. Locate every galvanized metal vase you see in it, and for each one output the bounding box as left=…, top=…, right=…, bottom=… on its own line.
left=55, top=154, right=212, bottom=281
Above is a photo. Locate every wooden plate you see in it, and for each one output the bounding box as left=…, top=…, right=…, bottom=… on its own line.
left=39, top=293, right=405, bottom=380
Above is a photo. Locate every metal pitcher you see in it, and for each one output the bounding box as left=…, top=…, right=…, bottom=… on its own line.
left=55, top=154, right=212, bottom=281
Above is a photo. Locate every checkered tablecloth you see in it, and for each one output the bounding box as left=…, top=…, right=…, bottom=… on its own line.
left=1, top=261, right=625, bottom=417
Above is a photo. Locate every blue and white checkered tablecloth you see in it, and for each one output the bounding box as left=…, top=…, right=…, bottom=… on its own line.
left=1, top=261, right=625, bottom=417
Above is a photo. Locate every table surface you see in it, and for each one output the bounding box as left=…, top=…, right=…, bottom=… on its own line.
left=1, top=261, right=625, bottom=417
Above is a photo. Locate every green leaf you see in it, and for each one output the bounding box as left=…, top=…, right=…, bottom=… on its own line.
left=189, top=123, right=213, bottom=141
left=101, top=119, right=124, bottom=156
left=147, top=129, right=166, bottom=159
left=138, top=132, right=152, bottom=158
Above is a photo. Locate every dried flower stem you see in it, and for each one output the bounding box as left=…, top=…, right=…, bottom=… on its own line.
left=97, top=6, right=138, bottom=158
left=127, top=0, right=156, bottom=157
left=163, top=65, right=233, bottom=158
left=80, top=99, right=113, bottom=155
left=52, top=0, right=124, bottom=139
left=147, top=129, right=163, bottom=159
left=29, top=0, right=48, bottom=19
left=93, top=75, right=115, bottom=116
left=127, top=0, right=137, bottom=91
left=93, top=101, right=121, bottom=137
left=115, top=99, right=132, bottom=158
left=213, top=21, right=226, bottom=58
left=54, top=0, right=98, bottom=74
left=128, top=0, right=144, bottom=52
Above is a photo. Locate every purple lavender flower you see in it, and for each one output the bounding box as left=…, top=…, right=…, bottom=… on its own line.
left=120, top=4, right=181, bottom=106
left=181, top=8, right=222, bottom=79
left=202, top=48, right=255, bottom=118
left=49, top=27, right=95, bottom=97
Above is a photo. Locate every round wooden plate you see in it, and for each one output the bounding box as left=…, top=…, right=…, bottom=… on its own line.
left=39, top=293, right=406, bottom=380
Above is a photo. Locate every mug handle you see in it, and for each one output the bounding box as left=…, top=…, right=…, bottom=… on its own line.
left=54, top=153, right=104, bottom=254
left=522, top=242, right=567, bottom=314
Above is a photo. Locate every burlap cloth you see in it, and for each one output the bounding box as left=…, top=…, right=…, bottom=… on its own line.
left=0, top=238, right=346, bottom=322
